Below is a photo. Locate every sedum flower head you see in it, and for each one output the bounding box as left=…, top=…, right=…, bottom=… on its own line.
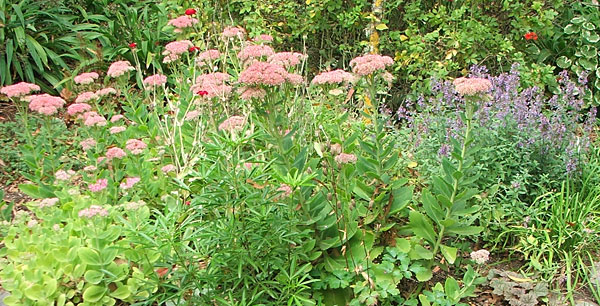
left=78, top=205, right=109, bottom=218
left=470, top=249, right=490, bottom=264
left=452, top=77, right=492, bottom=96
left=349, top=54, right=394, bottom=76
left=73, top=72, right=99, bottom=85
left=218, top=116, right=246, bottom=132
left=107, top=61, right=135, bottom=78
left=0, top=82, right=40, bottom=98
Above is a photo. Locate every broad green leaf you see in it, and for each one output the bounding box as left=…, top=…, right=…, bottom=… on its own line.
left=415, top=267, right=432, bottom=282
left=84, top=270, right=104, bottom=284
left=395, top=238, right=411, bottom=253
left=389, top=185, right=413, bottom=215
left=109, top=284, right=131, bottom=300
left=445, top=277, right=460, bottom=302
left=78, top=247, right=102, bottom=266
left=409, top=211, right=437, bottom=244
left=24, top=284, right=44, bottom=301
left=571, top=16, right=586, bottom=24
left=446, top=225, right=483, bottom=235
left=83, top=285, right=107, bottom=303
left=564, top=24, right=579, bottom=34
left=440, top=245, right=458, bottom=264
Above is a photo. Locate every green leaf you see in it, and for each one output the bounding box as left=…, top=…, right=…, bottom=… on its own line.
left=583, top=30, right=600, bottom=43
left=314, top=142, right=323, bottom=158
left=445, top=277, right=460, bottom=302
left=409, top=211, right=437, bottom=244
left=389, top=186, right=413, bottom=215
left=415, top=267, right=432, bottom=282
left=446, top=225, right=483, bottom=235
left=84, top=270, right=104, bottom=284
left=24, top=284, right=45, bottom=301
left=440, top=245, right=458, bottom=264
left=109, top=284, right=131, bottom=300
left=411, top=244, right=433, bottom=260
left=582, top=22, right=596, bottom=31
left=18, top=184, right=54, bottom=199
left=78, top=247, right=102, bottom=266
left=578, top=58, right=596, bottom=71
left=83, top=285, right=107, bottom=303
left=564, top=24, right=579, bottom=34
left=581, top=45, right=598, bottom=58
left=395, top=238, right=411, bottom=253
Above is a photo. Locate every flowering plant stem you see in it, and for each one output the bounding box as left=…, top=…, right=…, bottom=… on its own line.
left=430, top=99, right=474, bottom=266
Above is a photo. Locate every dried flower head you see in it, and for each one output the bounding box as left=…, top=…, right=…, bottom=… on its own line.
left=38, top=198, right=59, bottom=208
left=335, top=153, right=357, bottom=164
left=470, top=249, right=490, bottom=264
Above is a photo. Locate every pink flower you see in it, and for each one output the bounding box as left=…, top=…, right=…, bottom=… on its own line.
left=161, top=164, right=176, bottom=173
left=110, top=114, right=124, bottom=122
left=185, top=8, right=197, bottom=15
left=0, top=82, right=40, bottom=98
left=83, top=165, right=97, bottom=172
left=78, top=205, right=109, bottom=218
left=67, top=103, right=92, bottom=116
left=237, top=45, right=275, bottom=62
left=191, top=73, right=233, bottom=99
left=218, top=116, right=246, bottom=132
left=106, top=147, right=127, bottom=159
left=80, top=138, right=97, bottom=150
left=164, top=40, right=193, bottom=55
left=276, top=184, right=293, bottom=199
left=222, top=26, right=246, bottom=39
left=120, top=177, right=140, bottom=189
left=238, top=86, right=266, bottom=100
left=143, top=74, right=168, bottom=88
left=126, top=139, right=147, bottom=155
left=73, top=72, right=99, bottom=85
left=162, top=53, right=180, bottom=63
left=185, top=110, right=200, bottom=121
left=27, top=94, right=66, bottom=115
left=238, top=62, right=296, bottom=86
left=452, top=77, right=492, bottom=96
left=470, top=249, right=490, bottom=264
left=349, top=54, right=394, bottom=76
left=83, top=111, right=107, bottom=127
left=334, top=153, right=357, bottom=164
left=96, top=87, right=117, bottom=97
left=268, top=52, right=305, bottom=67
left=107, top=61, right=135, bottom=78
left=195, top=49, right=221, bottom=66
left=55, top=170, right=76, bottom=181
left=109, top=126, right=126, bottom=134
left=311, top=69, right=356, bottom=85
left=89, top=179, right=108, bottom=192
left=38, top=198, right=59, bottom=208
left=243, top=162, right=257, bottom=170
left=97, top=156, right=106, bottom=164
left=252, top=34, right=274, bottom=43
left=286, top=73, right=304, bottom=85
left=167, top=15, right=198, bottom=29
left=75, top=91, right=98, bottom=103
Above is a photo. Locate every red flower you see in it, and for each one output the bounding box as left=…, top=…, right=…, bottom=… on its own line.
left=524, top=32, right=538, bottom=41
left=185, top=8, right=196, bottom=15
left=196, top=90, right=208, bottom=96
left=189, top=46, right=201, bottom=52
left=129, top=42, right=137, bottom=48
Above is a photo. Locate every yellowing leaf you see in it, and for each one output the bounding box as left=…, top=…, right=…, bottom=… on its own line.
left=507, top=274, right=533, bottom=283
left=400, top=34, right=409, bottom=41
left=407, top=161, right=418, bottom=168
left=364, top=95, right=372, bottom=107
left=445, top=49, right=457, bottom=60
left=375, top=23, right=388, bottom=31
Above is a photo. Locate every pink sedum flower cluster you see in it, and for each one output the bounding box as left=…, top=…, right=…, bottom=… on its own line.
left=28, top=94, right=66, bottom=115
left=267, top=52, right=305, bottom=67
left=55, top=170, right=76, bottom=181
left=106, top=147, right=127, bottom=159
left=107, top=61, right=135, bottom=78
left=452, top=77, right=492, bottom=96
left=163, top=40, right=193, bottom=63
left=83, top=111, right=107, bottom=127
left=96, top=87, right=117, bottom=97
left=192, top=72, right=232, bottom=99
left=78, top=205, right=109, bottom=218
left=126, top=139, right=147, bottom=155
left=109, top=126, right=126, bottom=134
left=237, top=45, right=275, bottom=62
left=0, top=82, right=40, bottom=98
left=222, top=26, right=246, bottom=39
left=349, top=54, right=394, bottom=76
left=218, top=116, right=246, bottom=132
left=238, top=62, right=301, bottom=86
left=67, top=103, right=92, bottom=116
left=334, top=153, right=357, bottom=164
left=120, top=177, right=140, bottom=189
left=167, top=15, right=198, bottom=29
left=73, top=72, right=99, bottom=85
left=38, top=198, right=59, bottom=208
left=110, top=114, right=124, bottom=123
left=80, top=138, right=97, bottom=150
left=89, top=179, right=108, bottom=192
left=276, top=184, right=293, bottom=199
left=470, top=249, right=490, bottom=264
left=161, top=164, right=176, bottom=173
left=143, top=74, right=168, bottom=88
left=195, top=49, right=221, bottom=66
left=252, top=34, right=274, bottom=43
left=238, top=86, right=266, bottom=100
left=311, top=69, right=355, bottom=85
left=75, top=91, right=98, bottom=103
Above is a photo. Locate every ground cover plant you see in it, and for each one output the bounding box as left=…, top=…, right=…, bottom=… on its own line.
left=0, top=2, right=599, bottom=306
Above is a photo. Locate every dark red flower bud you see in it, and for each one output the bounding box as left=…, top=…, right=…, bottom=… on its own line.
left=189, top=46, right=201, bottom=52
left=185, top=8, right=196, bottom=15
left=196, top=90, right=208, bottom=96
left=524, top=32, right=538, bottom=41
left=129, top=42, right=137, bottom=48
